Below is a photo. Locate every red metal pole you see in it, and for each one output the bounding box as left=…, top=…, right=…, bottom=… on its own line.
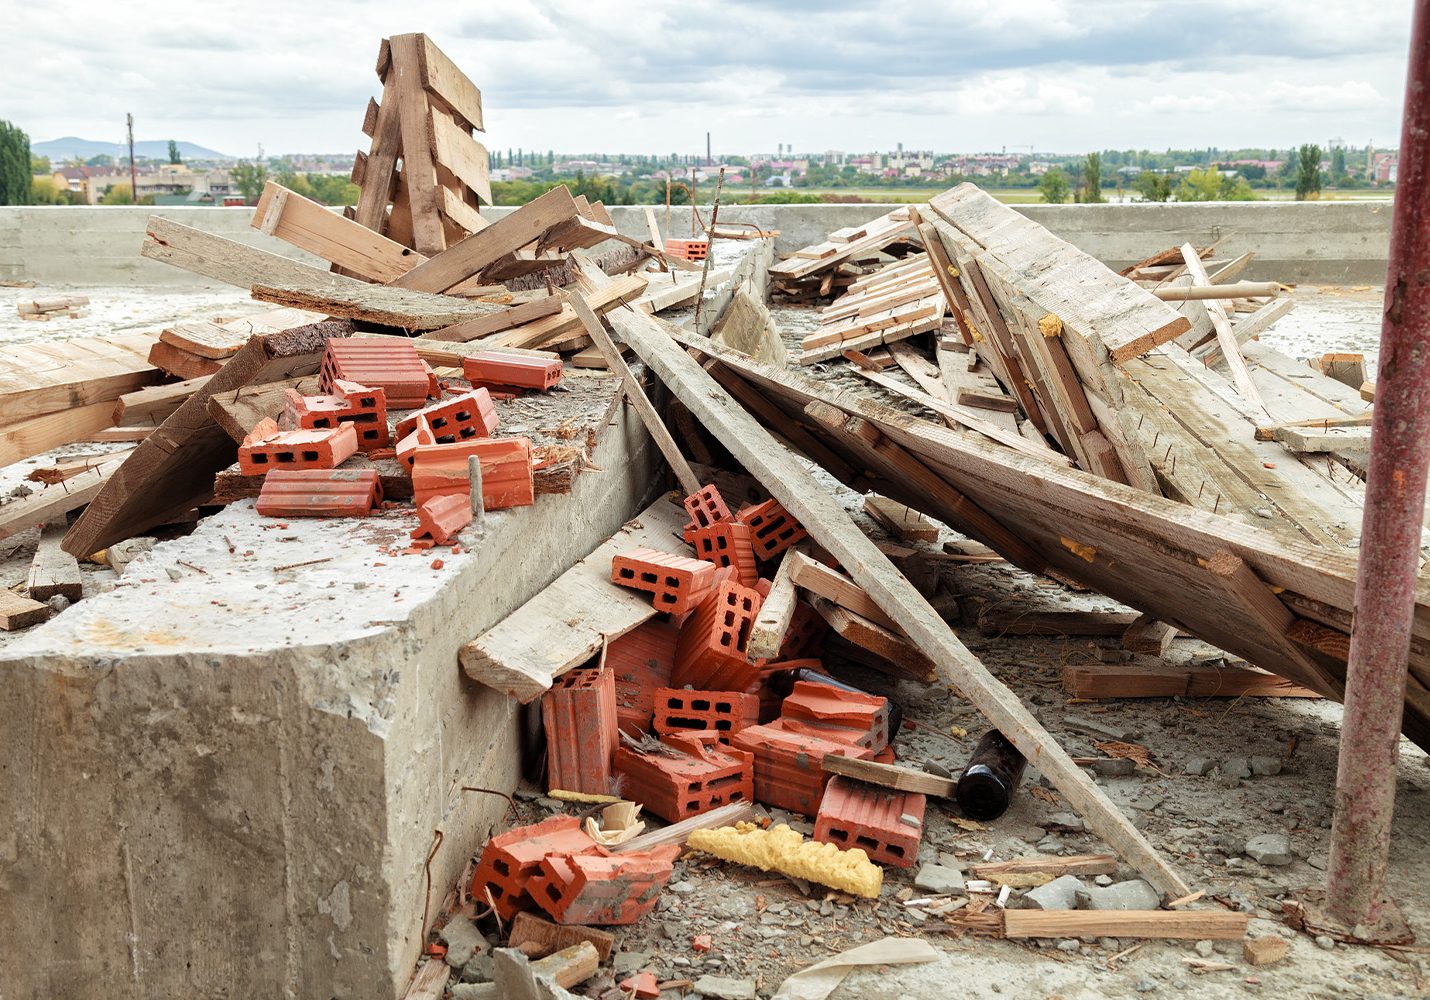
left=1327, top=0, right=1430, bottom=929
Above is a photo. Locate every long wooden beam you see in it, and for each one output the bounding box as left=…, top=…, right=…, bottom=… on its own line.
left=609, top=302, right=1191, bottom=900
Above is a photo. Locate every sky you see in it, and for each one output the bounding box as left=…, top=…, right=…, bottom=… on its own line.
left=9, top=0, right=1415, bottom=158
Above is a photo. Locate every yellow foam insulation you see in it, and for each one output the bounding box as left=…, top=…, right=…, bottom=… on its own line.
left=1038, top=313, right=1064, bottom=338
left=686, top=822, right=883, bottom=899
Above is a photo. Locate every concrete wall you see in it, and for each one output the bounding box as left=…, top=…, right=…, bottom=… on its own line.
left=0, top=200, right=1391, bottom=288
left=0, top=396, right=657, bottom=999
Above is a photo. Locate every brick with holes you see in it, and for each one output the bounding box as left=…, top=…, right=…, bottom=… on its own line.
left=688, top=521, right=758, bottom=588
left=610, top=549, right=718, bottom=615
left=529, top=844, right=680, bottom=926
left=238, top=418, right=359, bottom=476
left=320, top=338, right=432, bottom=408
left=781, top=679, right=891, bottom=754
left=286, top=379, right=391, bottom=450
left=652, top=687, right=760, bottom=742
left=736, top=498, right=807, bottom=561
left=731, top=720, right=874, bottom=816
left=613, top=731, right=753, bottom=823
left=670, top=580, right=763, bottom=692
left=395, top=415, right=436, bottom=470
left=754, top=658, right=826, bottom=723
left=470, top=816, right=599, bottom=921
left=607, top=619, right=679, bottom=737
left=462, top=353, right=563, bottom=391
left=814, top=774, right=926, bottom=868
left=395, top=388, right=499, bottom=444
left=413, top=494, right=473, bottom=545
left=681, top=484, right=732, bottom=542
left=541, top=664, right=618, bottom=796
left=779, top=600, right=827, bottom=659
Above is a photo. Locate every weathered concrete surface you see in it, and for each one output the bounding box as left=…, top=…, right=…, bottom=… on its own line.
left=1, top=200, right=1391, bottom=287
left=0, top=390, right=657, bottom=999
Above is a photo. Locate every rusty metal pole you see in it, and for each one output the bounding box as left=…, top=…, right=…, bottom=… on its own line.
left=1327, top=0, right=1430, bottom=930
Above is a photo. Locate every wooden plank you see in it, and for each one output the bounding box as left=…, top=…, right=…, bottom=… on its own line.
left=388, top=33, right=446, bottom=254
left=352, top=72, right=403, bottom=237
left=0, top=590, right=50, bottom=631
left=458, top=496, right=689, bottom=702
left=977, top=607, right=1139, bottom=637
left=91, top=427, right=153, bottom=443
left=252, top=181, right=424, bottom=283
left=393, top=185, right=582, bottom=293
left=206, top=377, right=320, bottom=444
left=812, top=598, right=938, bottom=684
left=417, top=33, right=484, bottom=131
left=0, top=401, right=115, bottom=466
left=642, top=207, right=663, bottom=247
left=141, top=217, right=498, bottom=330
left=969, top=855, right=1117, bottom=879
left=610, top=802, right=754, bottom=855
left=63, top=320, right=351, bottom=558
left=402, top=958, right=448, bottom=1000
left=1062, top=661, right=1321, bottom=700
left=747, top=548, right=800, bottom=661
left=864, top=494, right=940, bottom=542
left=490, top=274, right=648, bottom=351
left=615, top=307, right=1192, bottom=899
left=819, top=755, right=956, bottom=798
left=115, top=376, right=211, bottom=424
left=429, top=107, right=492, bottom=206
left=787, top=551, right=900, bottom=631
left=1122, top=613, right=1178, bottom=656
left=423, top=295, right=563, bottom=343
left=159, top=320, right=247, bottom=360
left=147, top=340, right=223, bottom=381
left=507, top=913, right=614, bottom=963
left=27, top=527, right=83, bottom=602
left=1181, top=244, right=1267, bottom=416
left=0, top=459, right=125, bottom=542
left=1002, top=910, right=1248, bottom=941
left=0, top=340, right=159, bottom=425
left=1197, top=297, right=1295, bottom=367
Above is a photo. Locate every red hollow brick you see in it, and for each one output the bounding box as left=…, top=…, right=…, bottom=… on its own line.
left=541, top=664, right=618, bottom=796
left=413, top=494, right=474, bottom=545
left=671, top=581, right=763, bottom=692
left=238, top=420, right=359, bottom=476
left=754, top=658, right=825, bottom=724
left=610, top=548, right=718, bottom=615
left=731, top=721, right=874, bottom=816
left=778, top=600, right=827, bottom=659
left=286, top=378, right=391, bottom=450
left=613, top=732, right=754, bottom=823
left=689, top=521, right=759, bottom=589
left=395, top=415, right=436, bottom=471
left=607, top=619, right=679, bottom=737
left=395, top=388, right=499, bottom=444
left=736, top=498, right=808, bottom=561
left=814, top=774, right=926, bottom=868
left=255, top=468, right=382, bottom=518
left=462, top=353, right=563, bottom=391
left=652, top=687, right=760, bottom=741
left=780, top=680, right=891, bottom=754
left=529, top=844, right=680, bottom=926
left=681, top=484, right=732, bottom=542
left=411, top=437, right=535, bottom=509
left=470, top=816, right=599, bottom=921
left=320, top=338, right=432, bottom=409
left=664, top=238, right=709, bottom=262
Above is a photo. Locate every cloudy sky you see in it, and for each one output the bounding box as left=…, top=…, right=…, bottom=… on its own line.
left=10, top=0, right=1415, bottom=158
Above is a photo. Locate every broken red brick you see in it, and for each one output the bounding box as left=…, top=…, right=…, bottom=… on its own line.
left=781, top=679, right=891, bottom=754
left=413, top=494, right=473, bottom=545
left=529, top=844, right=681, bottom=926
left=670, top=580, right=763, bottom=691
left=395, top=388, right=499, bottom=444
left=778, top=600, right=827, bottom=659
left=395, top=415, right=436, bottom=470
left=652, top=687, right=760, bottom=742
left=607, top=619, right=679, bottom=737
left=689, top=521, right=759, bottom=588
left=755, top=658, right=825, bottom=723
left=462, top=352, right=563, bottom=391
left=411, top=437, right=535, bottom=509
left=736, top=498, right=807, bottom=561
left=691, top=934, right=712, bottom=953
left=613, top=731, right=754, bottom=823
left=286, top=378, right=390, bottom=450
left=681, top=484, right=733, bottom=542
left=320, top=338, right=432, bottom=408
left=255, top=468, right=382, bottom=518
left=620, top=971, right=660, bottom=999
left=814, top=774, right=926, bottom=869
left=731, top=720, right=874, bottom=816
left=610, top=548, right=718, bottom=615
left=238, top=420, right=359, bottom=475
left=470, top=816, right=599, bottom=921
left=541, top=664, right=618, bottom=796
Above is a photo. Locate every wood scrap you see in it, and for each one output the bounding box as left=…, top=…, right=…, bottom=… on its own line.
left=507, top=912, right=615, bottom=963
left=1002, top=910, right=1248, bottom=940
left=1061, top=661, right=1321, bottom=700
left=863, top=495, right=940, bottom=542
left=0, top=590, right=51, bottom=631
left=819, top=755, right=956, bottom=798
left=812, top=597, right=938, bottom=684
left=27, top=526, right=82, bottom=602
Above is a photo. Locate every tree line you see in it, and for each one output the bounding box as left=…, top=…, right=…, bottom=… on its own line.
left=1037, top=144, right=1330, bottom=204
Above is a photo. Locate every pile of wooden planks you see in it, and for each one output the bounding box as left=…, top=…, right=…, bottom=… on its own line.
left=16, top=294, right=89, bottom=321
left=769, top=207, right=920, bottom=300
left=799, top=253, right=946, bottom=363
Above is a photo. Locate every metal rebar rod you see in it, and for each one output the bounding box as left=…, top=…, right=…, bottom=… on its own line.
left=692, top=166, right=726, bottom=336
left=1326, top=0, right=1430, bottom=929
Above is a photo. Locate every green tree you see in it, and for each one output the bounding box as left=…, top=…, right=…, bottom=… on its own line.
left=87, top=153, right=114, bottom=167
left=31, top=176, right=69, bottom=204
left=0, top=120, right=34, bottom=205
left=1133, top=170, right=1173, bottom=202
left=231, top=160, right=268, bottom=203
left=168, top=140, right=182, bottom=164
left=1083, top=152, right=1104, bottom=203
left=31, top=153, right=51, bottom=174
left=1330, top=146, right=1346, bottom=183
left=1038, top=168, right=1070, bottom=204
left=1281, top=146, right=1300, bottom=189
left=100, top=182, right=143, bottom=205
left=1295, top=143, right=1322, bottom=200
left=1177, top=168, right=1223, bottom=202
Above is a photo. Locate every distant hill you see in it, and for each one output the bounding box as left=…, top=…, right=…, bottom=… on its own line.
left=32, top=137, right=235, bottom=162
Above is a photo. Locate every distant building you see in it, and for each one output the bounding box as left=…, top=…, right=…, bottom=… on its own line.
left=1372, top=152, right=1399, bottom=183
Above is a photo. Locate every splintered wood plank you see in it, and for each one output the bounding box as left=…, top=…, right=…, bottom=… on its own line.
left=611, top=802, right=755, bottom=855
left=458, top=496, right=689, bottom=703
left=389, top=33, right=446, bottom=254
left=1061, top=660, right=1321, bottom=700
left=819, top=755, right=956, bottom=797
left=864, top=494, right=940, bottom=542
left=115, top=376, right=211, bottom=424
left=747, top=548, right=800, bottom=661
left=970, top=855, right=1117, bottom=879
left=0, top=590, right=51, bottom=631
left=63, top=320, right=352, bottom=558
left=786, top=551, right=900, bottom=631
left=1002, top=910, right=1248, bottom=941
left=27, top=526, right=82, bottom=602
left=206, top=377, right=320, bottom=443
left=1181, top=244, right=1267, bottom=417
left=253, top=181, right=425, bottom=283
left=616, top=307, right=1192, bottom=899
left=147, top=340, right=223, bottom=381
left=507, top=912, right=614, bottom=963
left=402, top=958, right=449, bottom=1000
left=423, top=295, right=563, bottom=343
left=0, top=459, right=126, bottom=542
left=1122, top=613, right=1178, bottom=656
left=353, top=73, right=403, bottom=237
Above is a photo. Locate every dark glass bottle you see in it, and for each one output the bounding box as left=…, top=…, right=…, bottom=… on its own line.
left=955, top=729, right=1027, bottom=821
left=765, top=667, right=904, bottom=734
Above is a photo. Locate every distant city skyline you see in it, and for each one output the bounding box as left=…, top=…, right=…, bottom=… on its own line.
left=12, top=1, right=1414, bottom=159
